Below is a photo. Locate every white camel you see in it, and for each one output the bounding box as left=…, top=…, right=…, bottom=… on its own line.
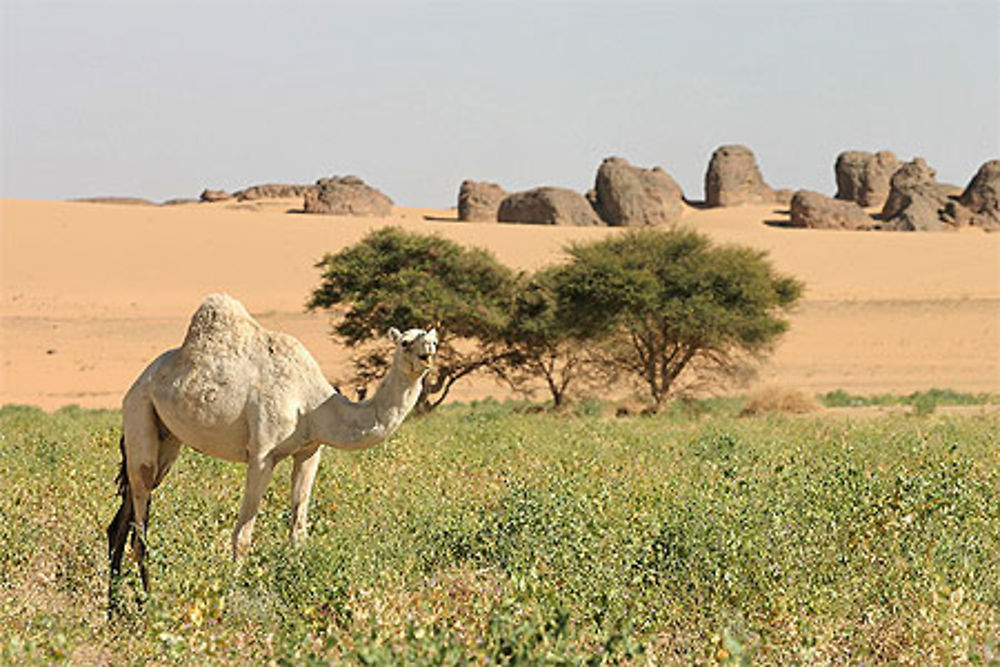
left=107, top=293, right=436, bottom=594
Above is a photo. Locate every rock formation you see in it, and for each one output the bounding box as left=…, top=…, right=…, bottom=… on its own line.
left=457, top=180, right=507, bottom=222
left=956, top=160, right=1000, bottom=231
left=200, top=189, right=233, bottom=202
left=303, top=176, right=393, bottom=216
left=591, top=157, right=684, bottom=226
left=879, top=159, right=958, bottom=231
left=834, top=150, right=900, bottom=208
left=497, top=187, right=603, bottom=226
left=234, top=183, right=317, bottom=201
left=789, top=190, right=873, bottom=230
left=704, top=145, right=776, bottom=207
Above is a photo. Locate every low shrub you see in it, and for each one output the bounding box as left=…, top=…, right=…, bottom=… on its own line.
left=739, top=385, right=821, bottom=416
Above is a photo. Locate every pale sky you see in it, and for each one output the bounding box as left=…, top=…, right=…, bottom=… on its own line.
left=2, top=0, right=998, bottom=207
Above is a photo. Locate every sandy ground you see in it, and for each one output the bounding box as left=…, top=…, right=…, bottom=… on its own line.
left=2, top=197, right=998, bottom=410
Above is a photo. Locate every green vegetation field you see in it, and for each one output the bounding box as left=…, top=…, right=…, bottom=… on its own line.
left=1, top=402, right=998, bottom=665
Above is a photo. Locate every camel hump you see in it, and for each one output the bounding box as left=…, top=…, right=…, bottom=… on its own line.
left=181, top=293, right=261, bottom=354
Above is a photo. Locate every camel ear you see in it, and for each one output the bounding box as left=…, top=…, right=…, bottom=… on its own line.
left=426, top=328, right=438, bottom=345
left=387, top=327, right=403, bottom=344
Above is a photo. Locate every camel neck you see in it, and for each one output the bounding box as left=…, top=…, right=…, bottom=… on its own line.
left=309, top=359, right=425, bottom=451
left=370, top=362, right=423, bottom=423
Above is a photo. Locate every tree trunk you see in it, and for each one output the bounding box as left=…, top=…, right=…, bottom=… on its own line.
left=551, top=387, right=564, bottom=410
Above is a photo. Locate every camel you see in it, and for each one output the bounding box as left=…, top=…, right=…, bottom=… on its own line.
left=106, top=293, right=436, bottom=597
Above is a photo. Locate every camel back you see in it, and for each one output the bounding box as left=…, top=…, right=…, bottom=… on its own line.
left=181, top=294, right=263, bottom=359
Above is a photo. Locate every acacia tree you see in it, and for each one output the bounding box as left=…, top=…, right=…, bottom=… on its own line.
left=308, top=227, right=518, bottom=411
left=496, top=268, right=603, bottom=409
left=552, top=228, right=803, bottom=407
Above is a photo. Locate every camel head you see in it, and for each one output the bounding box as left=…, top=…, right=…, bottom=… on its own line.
left=388, top=327, right=438, bottom=378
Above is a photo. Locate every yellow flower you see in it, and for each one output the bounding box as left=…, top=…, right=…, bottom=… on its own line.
left=187, top=603, right=204, bottom=628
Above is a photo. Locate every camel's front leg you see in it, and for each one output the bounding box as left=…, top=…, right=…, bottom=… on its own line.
left=290, top=446, right=322, bottom=545
left=232, top=456, right=275, bottom=560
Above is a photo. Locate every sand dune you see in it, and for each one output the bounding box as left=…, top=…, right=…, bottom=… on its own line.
left=2, top=197, right=998, bottom=409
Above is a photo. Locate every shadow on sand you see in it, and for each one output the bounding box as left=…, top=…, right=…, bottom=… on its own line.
left=763, top=219, right=801, bottom=229
left=682, top=198, right=711, bottom=210
left=761, top=208, right=794, bottom=228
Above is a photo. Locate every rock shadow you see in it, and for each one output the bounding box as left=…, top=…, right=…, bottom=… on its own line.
left=763, top=219, right=801, bottom=229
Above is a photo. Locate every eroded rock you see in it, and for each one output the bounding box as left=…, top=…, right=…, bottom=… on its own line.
left=498, top=187, right=603, bottom=226
left=457, top=180, right=507, bottom=222
left=592, top=156, right=683, bottom=226
left=834, top=150, right=900, bottom=208
left=303, top=176, right=393, bottom=216
left=789, top=190, right=873, bottom=230
left=235, top=183, right=317, bottom=201
left=704, top=145, right=775, bottom=207
left=957, top=159, right=1000, bottom=231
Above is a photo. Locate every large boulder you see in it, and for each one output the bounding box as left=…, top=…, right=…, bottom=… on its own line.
left=592, top=156, right=683, bottom=226
left=303, top=175, right=393, bottom=216
left=497, top=187, right=603, bottom=226
left=881, top=158, right=938, bottom=218
left=834, top=150, right=900, bottom=208
left=234, top=183, right=317, bottom=201
left=704, top=145, right=775, bottom=207
left=789, top=190, right=873, bottom=230
left=957, top=160, right=1000, bottom=231
left=879, top=158, right=958, bottom=231
left=457, top=180, right=507, bottom=222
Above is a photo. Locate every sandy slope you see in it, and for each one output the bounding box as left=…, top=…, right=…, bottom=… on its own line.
left=1, top=197, right=998, bottom=410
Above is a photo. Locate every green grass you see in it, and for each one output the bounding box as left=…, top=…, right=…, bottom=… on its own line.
left=819, top=388, right=1000, bottom=413
left=1, top=402, right=998, bottom=664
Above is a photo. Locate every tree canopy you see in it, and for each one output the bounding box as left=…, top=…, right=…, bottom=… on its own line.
left=309, top=226, right=803, bottom=411
left=552, top=228, right=803, bottom=405
left=497, top=267, right=599, bottom=409
left=308, top=227, right=518, bottom=409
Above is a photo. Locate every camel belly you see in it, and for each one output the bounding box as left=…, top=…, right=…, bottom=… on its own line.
left=150, top=364, right=253, bottom=463
left=155, top=402, right=251, bottom=463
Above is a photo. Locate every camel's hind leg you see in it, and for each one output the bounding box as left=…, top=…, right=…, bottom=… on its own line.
left=130, top=437, right=181, bottom=593
left=112, top=394, right=181, bottom=598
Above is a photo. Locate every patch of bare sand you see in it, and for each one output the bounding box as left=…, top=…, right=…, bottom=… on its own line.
left=1, top=198, right=998, bottom=410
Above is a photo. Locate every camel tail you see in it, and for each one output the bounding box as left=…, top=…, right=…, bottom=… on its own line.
left=107, top=435, right=133, bottom=613
left=114, top=434, right=129, bottom=500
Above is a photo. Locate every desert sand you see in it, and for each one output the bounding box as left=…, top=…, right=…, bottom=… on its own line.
left=1, top=196, right=998, bottom=410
